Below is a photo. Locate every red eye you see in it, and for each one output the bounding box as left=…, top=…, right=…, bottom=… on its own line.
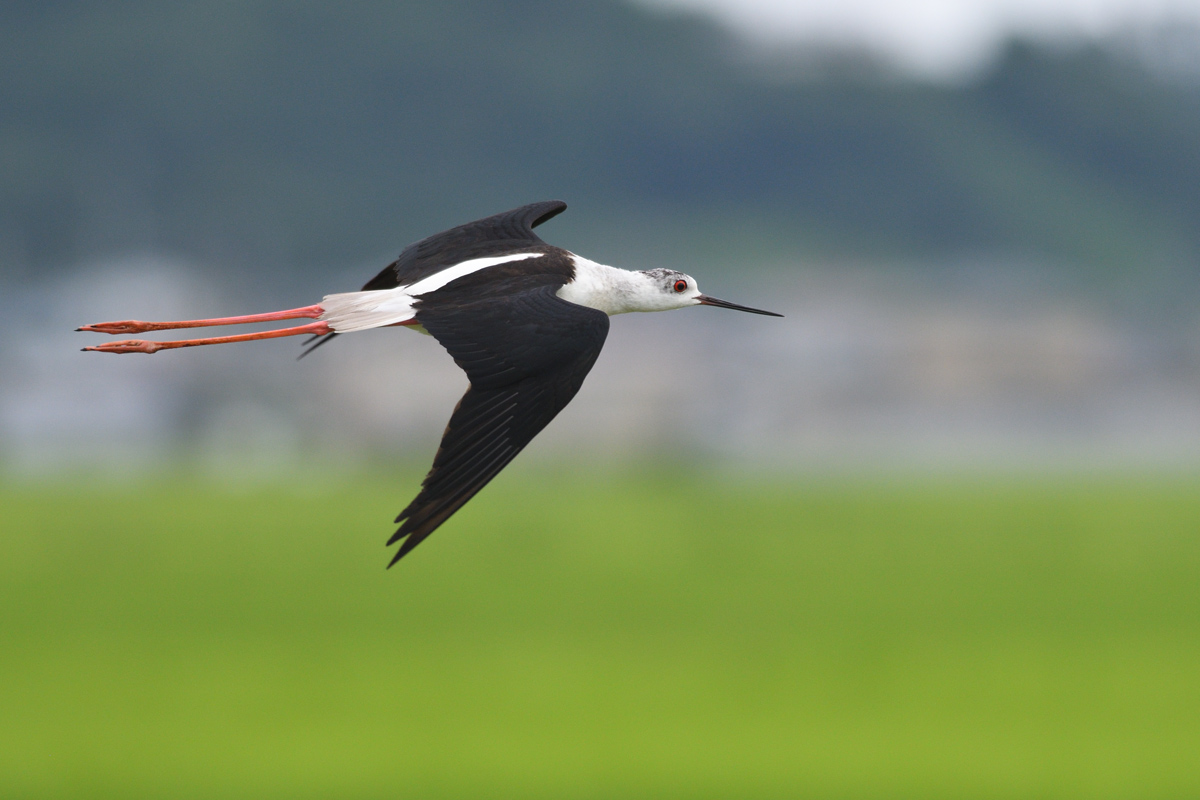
left=673, top=280, right=687, bottom=293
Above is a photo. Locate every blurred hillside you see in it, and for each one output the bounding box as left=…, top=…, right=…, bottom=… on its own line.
left=3, top=1, right=1200, bottom=287
left=6, top=2, right=1200, bottom=473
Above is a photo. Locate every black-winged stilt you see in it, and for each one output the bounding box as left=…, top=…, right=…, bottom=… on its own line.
left=79, top=201, right=781, bottom=565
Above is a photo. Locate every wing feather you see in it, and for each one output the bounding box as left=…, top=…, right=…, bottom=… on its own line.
left=386, top=285, right=608, bottom=565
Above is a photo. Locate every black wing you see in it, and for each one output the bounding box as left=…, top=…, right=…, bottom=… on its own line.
left=361, top=200, right=567, bottom=291
left=387, top=282, right=608, bottom=566
left=300, top=200, right=568, bottom=358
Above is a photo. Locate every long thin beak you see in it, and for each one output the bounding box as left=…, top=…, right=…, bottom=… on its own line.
left=696, top=295, right=783, bottom=317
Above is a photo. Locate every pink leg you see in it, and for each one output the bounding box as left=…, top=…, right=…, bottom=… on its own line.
left=77, top=304, right=324, bottom=335
left=82, top=321, right=332, bottom=354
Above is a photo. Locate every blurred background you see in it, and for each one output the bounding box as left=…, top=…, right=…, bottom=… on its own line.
left=3, top=1, right=1200, bottom=797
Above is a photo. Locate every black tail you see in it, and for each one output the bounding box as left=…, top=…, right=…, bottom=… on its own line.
left=298, top=332, right=339, bottom=359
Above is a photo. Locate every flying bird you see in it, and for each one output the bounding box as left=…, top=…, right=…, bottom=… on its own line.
left=79, top=201, right=781, bottom=565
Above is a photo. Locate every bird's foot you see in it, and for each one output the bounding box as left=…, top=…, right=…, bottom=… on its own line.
left=82, top=339, right=164, bottom=354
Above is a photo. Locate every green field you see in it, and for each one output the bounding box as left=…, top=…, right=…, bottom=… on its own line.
left=2, top=469, right=1198, bottom=798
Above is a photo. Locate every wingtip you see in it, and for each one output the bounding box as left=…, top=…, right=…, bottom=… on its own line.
left=386, top=540, right=411, bottom=568
left=386, top=526, right=409, bottom=568
left=385, top=524, right=429, bottom=567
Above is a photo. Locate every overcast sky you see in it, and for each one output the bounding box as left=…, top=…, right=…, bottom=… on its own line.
left=639, top=0, right=1200, bottom=77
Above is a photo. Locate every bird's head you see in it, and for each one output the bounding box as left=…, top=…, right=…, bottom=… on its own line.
left=639, top=269, right=783, bottom=316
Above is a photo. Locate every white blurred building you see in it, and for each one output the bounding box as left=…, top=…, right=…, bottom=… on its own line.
left=4, top=257, right=1200, bottom=476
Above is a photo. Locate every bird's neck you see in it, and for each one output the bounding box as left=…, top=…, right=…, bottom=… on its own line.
left=559, top=255, right=659, bottom=315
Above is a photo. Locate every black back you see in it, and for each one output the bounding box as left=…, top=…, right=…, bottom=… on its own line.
left=361, top=200, right=568, bottom=291
left=299, top=200, right=568, bottom=359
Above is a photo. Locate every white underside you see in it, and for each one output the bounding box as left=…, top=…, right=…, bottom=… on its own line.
left=320, top=252, right=545, bottom=332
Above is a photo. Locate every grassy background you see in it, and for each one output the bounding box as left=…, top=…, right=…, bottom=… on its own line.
left=2, top=468, right=1199, bottom=798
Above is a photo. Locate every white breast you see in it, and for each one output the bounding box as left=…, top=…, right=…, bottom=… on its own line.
left=556, top=255, right=648, bottom=315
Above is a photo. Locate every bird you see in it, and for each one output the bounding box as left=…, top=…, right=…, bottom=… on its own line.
left=78, top=201, right=782, bottom=566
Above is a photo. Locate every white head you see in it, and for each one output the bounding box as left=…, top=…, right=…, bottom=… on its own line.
left=634, top=268, right=704, bottom=311
left=636, top=268, right=783, bottom=316
left=559, top=255, right=783, bottom=317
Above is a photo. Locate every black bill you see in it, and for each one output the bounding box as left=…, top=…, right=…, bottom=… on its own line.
left=697, top=295, right=783, bottom=317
